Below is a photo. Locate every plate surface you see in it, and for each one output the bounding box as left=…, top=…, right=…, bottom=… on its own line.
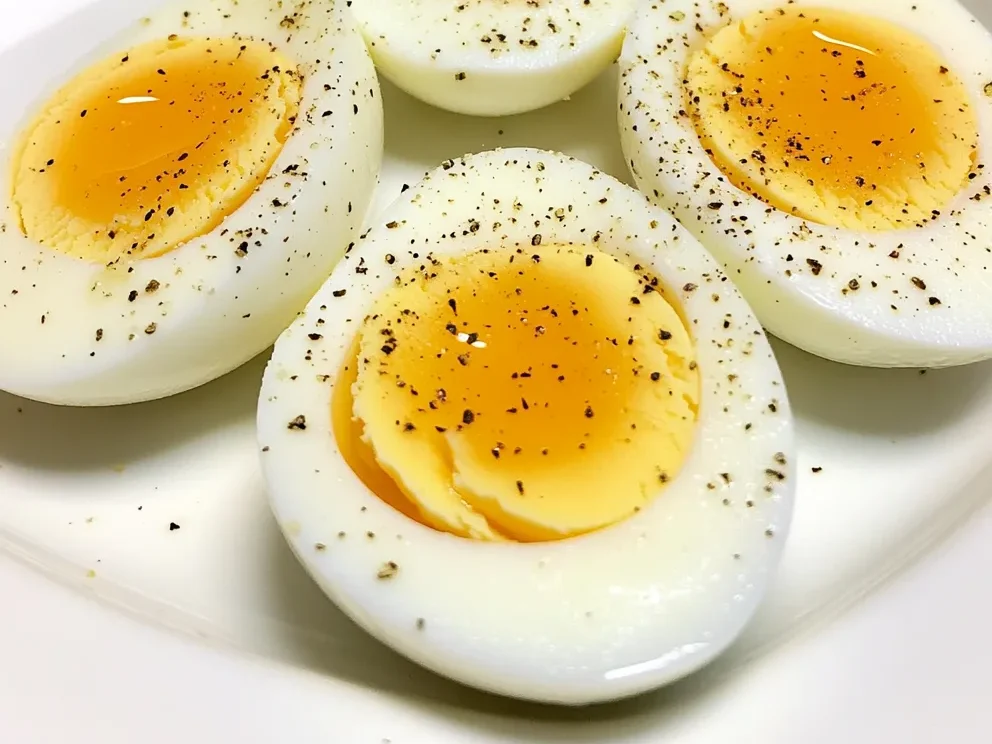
left=0, top=0, right=990, bottom=739
left=3, top=498, right=990, bottom=742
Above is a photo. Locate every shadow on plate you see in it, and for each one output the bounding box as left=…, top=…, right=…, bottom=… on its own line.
left=770, top=338, right=992, bottom=438
left=380, top=67, right=632, bottom=188
left=0, top=353, right=270, bottom=473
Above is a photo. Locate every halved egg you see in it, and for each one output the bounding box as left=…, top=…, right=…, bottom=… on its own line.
left=257, top=148, right=796, bottom=704
left=0, top=0, right=383, bottom=405
left=619, top=0, right=992, bottom=367
left=348, top=0, right=636, bottom=116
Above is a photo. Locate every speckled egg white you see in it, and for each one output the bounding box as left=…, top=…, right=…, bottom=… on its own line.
left=0, top=0, right=383, bottom=406
left=257, top=148, right=796, bottom=705
left=618, top=0, right=992, bottom=368
left=348, top=0, right=637, bottom=116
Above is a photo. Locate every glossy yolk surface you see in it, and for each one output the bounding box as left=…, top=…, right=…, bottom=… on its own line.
left=686, top=7, right=978, bottom=231
left=339, top=246, right=700, bottom=542
left=11, top=36, right=301, bottom=261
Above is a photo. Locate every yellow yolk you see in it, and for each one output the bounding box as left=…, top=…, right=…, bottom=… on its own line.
left=686, top=7, right=979, bottom=231
left=332, top=343, right=443, bottom=527
left=338, top=246, right=700, bottom=542
left=11, top=36, right=301, bottom=262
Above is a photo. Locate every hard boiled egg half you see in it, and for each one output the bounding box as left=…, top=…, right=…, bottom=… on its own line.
left=620, top=0, right=992, bottom=367
left=0, top=0, right=383, bottom=405
left=257, top=148, right=796, bottom=704
left=348, top=0, right=636, bottom=116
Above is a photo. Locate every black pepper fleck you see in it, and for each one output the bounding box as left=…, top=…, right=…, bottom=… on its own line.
left=377, top=561, right=399, bottom=579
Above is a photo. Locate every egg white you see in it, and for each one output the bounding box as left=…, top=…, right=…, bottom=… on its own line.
left=257, top=147, right=796, bottom=705
left=348, top=0, right=636, bottom=116
left=0, top=0, right=383, bottom=406
left=619, top=0, right=992, bottom=368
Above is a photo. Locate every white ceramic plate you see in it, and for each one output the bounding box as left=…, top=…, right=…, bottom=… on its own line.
left=1, top=0, right=990, bottom=740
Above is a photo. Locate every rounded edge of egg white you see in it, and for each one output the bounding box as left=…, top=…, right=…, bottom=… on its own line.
left=0, top=0, right=384, bottom=405
left=257, top=147, right=797, bottom=704
left=618, top=0, right=992, bottom=368
left=348, top=0, right=637, bottom=116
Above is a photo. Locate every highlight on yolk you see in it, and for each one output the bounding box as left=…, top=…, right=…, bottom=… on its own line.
left=332, top=246, right=701, bottom=543
left=685, top=7, right=979, bottom=231
left=11, top=36, right=302, bottom=262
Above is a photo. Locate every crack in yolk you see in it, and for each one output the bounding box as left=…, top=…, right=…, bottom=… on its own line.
left=332, top=246, right=701, bottom=543
left=10, top=36, right=301, bottom=261
left=685, top=6, right=979, bottom=231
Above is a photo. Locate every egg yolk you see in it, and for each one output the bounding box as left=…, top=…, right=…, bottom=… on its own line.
left=686, top=7, right=979, bottom=231
left=333, top=246, right=701, bottom=542
left=10, top=36, right=301, bottom=262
